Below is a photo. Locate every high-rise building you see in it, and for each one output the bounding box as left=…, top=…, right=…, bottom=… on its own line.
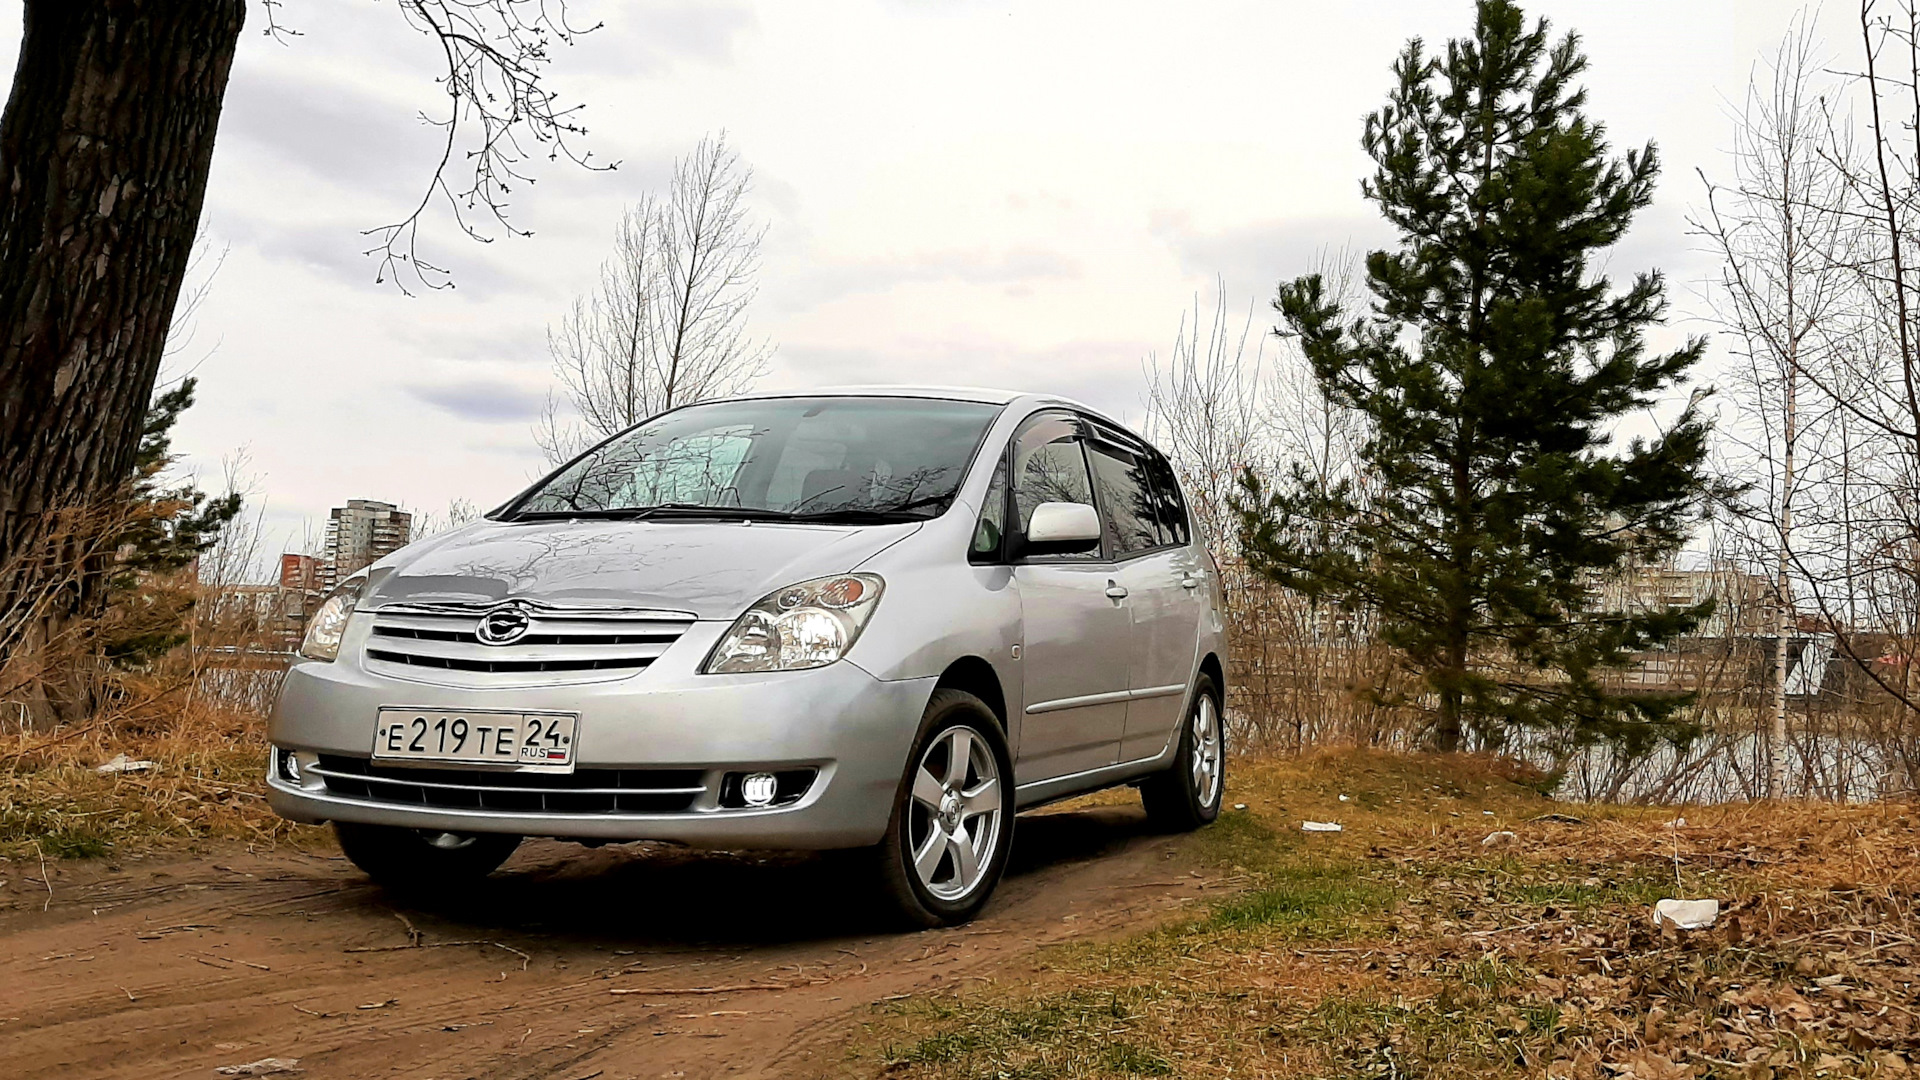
left=319, top=499, right=413, bottom=590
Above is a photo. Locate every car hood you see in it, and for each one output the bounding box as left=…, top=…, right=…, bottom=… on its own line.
left=362, top=518, right=921, bottom=620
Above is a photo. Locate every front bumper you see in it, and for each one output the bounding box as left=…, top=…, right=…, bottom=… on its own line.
left=266, top=633, right=932, bottom=850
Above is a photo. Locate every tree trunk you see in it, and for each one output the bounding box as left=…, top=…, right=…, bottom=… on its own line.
left=1771, top=365, right=1796, bottom=798
left=0, top=0, right=246, bottom=726
left=1434, top=645, right=1466, bottom=753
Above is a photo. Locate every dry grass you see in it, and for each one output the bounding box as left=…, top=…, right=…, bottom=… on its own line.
left=0, top=674, right=312, bottom=861
left=856, top=751, right=1920, bottom=1079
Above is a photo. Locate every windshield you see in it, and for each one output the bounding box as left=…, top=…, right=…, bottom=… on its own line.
left=509, top=396, right=1004, bottom=522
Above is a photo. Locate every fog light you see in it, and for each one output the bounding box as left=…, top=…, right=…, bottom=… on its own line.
left=740, top=772, right=778, bottom=807
left=278, top=748, right=322, bottom=790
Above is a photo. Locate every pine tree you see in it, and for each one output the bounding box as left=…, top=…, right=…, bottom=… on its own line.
left=1238, top=0, right=1719, bottom=756
left=102, top=378, right=243, bottom=667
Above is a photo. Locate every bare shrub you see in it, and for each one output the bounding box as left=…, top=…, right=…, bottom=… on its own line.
left=1143, top=268, right=1414, bottom=754
left=0, top=505, right=297, bottom=853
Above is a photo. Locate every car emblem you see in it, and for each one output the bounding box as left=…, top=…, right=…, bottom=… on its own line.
left=476, top=603, right=533, bottom=645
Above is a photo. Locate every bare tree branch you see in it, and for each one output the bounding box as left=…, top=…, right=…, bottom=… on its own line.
left=538, top=133, right=773, bottom=462
left=362, top=0, right=614, bottom=294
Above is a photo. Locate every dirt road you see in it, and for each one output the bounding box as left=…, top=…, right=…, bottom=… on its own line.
left=0, top=803, right=1216, bottom=1079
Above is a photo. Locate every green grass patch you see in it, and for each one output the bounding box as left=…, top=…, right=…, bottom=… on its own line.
left=0, top=801, right=117, bottom=859
left=32, top=824, right=112, bottom=860
left=883, top=987, right=1183, bottom=1079
left=1203, top=861, right=1389, bottom=935
left=1193, top=806, right=1393, bottom=937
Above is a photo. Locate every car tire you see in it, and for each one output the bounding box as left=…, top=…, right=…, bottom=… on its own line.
left=1140, top=674, right=1225, bottom=832
left=333, top=822, right=522, bottom=893
left=868, top=689, right=1016, bottom=929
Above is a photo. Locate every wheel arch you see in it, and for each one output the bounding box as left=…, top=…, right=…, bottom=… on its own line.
left=933, top=656, right=1008, bottom=732
left=1198, top=651, right=1225, bottom=703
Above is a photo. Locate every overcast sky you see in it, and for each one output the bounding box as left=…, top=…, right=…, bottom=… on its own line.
left=1, top=0, right=1817, bottom=567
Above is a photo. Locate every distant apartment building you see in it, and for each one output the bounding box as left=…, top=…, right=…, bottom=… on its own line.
left=1588, top=560, right=1780, bottom=640
left=279, top=553, right=321, bottom=593
left=319, top=499, right=413, bottom=591
left=262, top=501, right=413, bottom=647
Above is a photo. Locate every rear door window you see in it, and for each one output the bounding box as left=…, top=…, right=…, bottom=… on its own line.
left=1143, top=452, right=1192, bottom=546
left=1087, top=442, right=1162, bottom=556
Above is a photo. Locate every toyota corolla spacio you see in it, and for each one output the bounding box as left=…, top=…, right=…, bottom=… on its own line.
left=266, top=386, right=1229, bottom=926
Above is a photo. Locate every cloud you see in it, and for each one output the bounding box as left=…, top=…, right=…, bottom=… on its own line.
left=216, top=54, right=616, bottom=298
left=407, top=380, right=548, bottom=422
left=219, top=65, right=441, bottom=205
left=776, top=336, right=1153, bottom=424
left=386, top=320, right=549, bottom=369
left=216, top=209, right=559, bottom=300
left=1150, top=210, right=1393, bottom=299
left=771, top=246, right=1083, bottom=312
left=571, top=3, right=759, bottom=77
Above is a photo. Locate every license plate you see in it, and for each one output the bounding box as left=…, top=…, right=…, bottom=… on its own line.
left=373, top=709, right=578, bottom=772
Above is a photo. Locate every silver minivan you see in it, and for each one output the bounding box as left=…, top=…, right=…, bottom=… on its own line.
left=266, top=387, right=1228, bottom=925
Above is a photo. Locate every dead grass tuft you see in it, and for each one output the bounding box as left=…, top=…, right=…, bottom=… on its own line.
left=0, top=673, right=311, bottom=861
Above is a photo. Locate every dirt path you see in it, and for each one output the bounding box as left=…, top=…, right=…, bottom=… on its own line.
left=0, top=803, right=1218, bottom=1079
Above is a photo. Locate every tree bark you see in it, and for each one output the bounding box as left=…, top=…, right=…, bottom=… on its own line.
left=0, top=0, right=245, bottom=721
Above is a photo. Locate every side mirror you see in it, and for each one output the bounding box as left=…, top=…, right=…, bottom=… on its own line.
left=1020, top=501, right=1102, bottom=557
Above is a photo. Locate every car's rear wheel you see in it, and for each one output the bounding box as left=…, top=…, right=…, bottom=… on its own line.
left=870, top=689, right=1015, bottom=928
left=333, top=822, right=521, bottom=892
left=1140, top=675, right=1224, bottom=831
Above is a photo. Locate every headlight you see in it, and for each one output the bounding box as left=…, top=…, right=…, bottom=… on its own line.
left=299, top=576, right=365, bottom=662
left=702, top=574, right=885, bottom=674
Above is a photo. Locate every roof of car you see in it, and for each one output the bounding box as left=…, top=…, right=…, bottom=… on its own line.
left=734, top=384, right=1108, bottom=416
left=716, top=384, right=1149, bottom=450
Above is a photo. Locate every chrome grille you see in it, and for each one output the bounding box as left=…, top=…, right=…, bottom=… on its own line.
left=362, top=604, right=694, bottom=686
left=312, top=755, right=707, bottom=814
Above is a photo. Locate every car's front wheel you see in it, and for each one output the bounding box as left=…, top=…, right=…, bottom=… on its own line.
left=333, top=822, right=522, bottom=893
left=870, top=689, right=1016, bottom=928
left=1140, top=675, right=1225, bottom=831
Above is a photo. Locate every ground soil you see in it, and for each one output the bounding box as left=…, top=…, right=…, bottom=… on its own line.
left=0, top=801, right=1217, bottom=1080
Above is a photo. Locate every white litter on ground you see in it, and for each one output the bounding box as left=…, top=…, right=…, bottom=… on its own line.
left=1338, top=794, right=1350, bottom=802
left=1653, top=898, right=1720, bottom=930
left=214, top=1059, right=302, bottom=1077
left=95, top=753, right=155, bottom=775
left=1481, top=830, right=1516, bottom=847
left=1301, top=821, right=1343, bottom=833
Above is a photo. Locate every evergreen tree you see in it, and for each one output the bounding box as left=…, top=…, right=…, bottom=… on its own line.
left=103, top=378, right=243, bottom=666
left=1238, top=0, right=1720, bottom=756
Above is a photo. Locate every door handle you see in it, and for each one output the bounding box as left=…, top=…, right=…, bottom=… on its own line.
left=1104, top=582, right=1129, bottom=600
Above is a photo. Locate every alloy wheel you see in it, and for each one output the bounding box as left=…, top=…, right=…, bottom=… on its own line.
left=906, top=725, right=1004, bottom=901
left=1190, top=695, right=1222, bottom=808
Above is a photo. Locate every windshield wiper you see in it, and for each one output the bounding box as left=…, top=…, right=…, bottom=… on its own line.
left=631, top=503, right=803, bottom=521
left=787, top=492, right=952, bottom=523
left=785, top=507, right=932, bottom=524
